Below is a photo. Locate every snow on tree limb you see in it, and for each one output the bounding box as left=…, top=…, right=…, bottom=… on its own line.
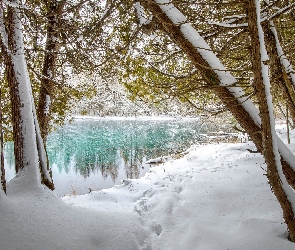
left=152, top=0, right=260, bottom=123
left=261, top=2, right=295, bottom=22
left=135, top=2, right=152, bottom=25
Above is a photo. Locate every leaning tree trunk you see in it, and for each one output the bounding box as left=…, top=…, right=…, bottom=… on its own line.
left=267, top=16, right=295, bottom=112
left=269, top=21, right=295, bottom=89
left=142, top=0, right=295, bottom=189
left=262, top=21, right=295, bottom=124
left=0, top=2, right=54, bottom=190
left=247, top=0, right=295, bottom=241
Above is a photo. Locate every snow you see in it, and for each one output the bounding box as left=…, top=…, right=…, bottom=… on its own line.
left=77, top=35, right=83, bottom=42
left=134, top=2, right=152, bottom=25
left=1, top=123, right=295, bottom=249
left=33, top=97, right=53, bottom=184
left=145, top=155, right=170, bottom=164
left=262, top=2, right=295, bottom=22
left=0, top=7, right=8, bottom=49
left=155, top=0, right=186, bottom=25
left=208, top=20, right=248, bottom=28
left=44, top=94, right=51, bottom=115
left=10, top=4, right=42, bottom=189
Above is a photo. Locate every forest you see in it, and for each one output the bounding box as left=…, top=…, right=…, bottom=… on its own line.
left=1, top=0, right=295, bottom=248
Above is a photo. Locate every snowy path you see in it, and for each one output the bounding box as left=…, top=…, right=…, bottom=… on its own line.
left=63, top=141, right=293, bottom=249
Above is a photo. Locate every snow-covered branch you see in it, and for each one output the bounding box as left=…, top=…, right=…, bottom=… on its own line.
left=207, top=20, right=248, bottom=28
left=261, top=2, right=295, bottom=22
left=135, top=1, right=152, bottom=25
left=270, top=21, right=295, bottom=87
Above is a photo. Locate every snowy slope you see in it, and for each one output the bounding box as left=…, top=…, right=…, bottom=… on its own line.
left=63, top=142, right=293, bottom=250
left=1, top=186, right=150, bottom=250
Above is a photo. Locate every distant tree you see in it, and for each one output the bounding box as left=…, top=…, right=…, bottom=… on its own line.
left=27, top=0, right=147, bottom=138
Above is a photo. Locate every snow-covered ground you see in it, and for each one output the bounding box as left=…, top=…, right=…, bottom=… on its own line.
left=1, top=123, right=295, bottom=249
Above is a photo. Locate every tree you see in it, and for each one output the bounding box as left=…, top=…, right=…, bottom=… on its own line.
left=262, top=14, right=295, bottom=125
left=0, top=0, right=53, bottom=190
left=36, top=0, right=65, bottom=142
left=26, top=0, right=135, bottom=139
left=246, top=0, right=295, bottom=241
left=140, top=0, right=295, bottom=240
left=0, top=89, right=5, bottom=193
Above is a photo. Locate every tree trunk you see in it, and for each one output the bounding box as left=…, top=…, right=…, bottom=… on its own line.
left=271, top=27, right=295, bottom=89
left=5, top=6, right=24, bottom=174
left=37, top=0, right=64, bottom=142
left=286, top=103, right=291, bottom=144
left=0, top=91, right=5, bottom=194
left=142, top=0, right=295, bottom=189
left=247, top=0, right=295, bottom=241
left=267, top=19, right=295, bottom=107
left=262, top=21, right=295, bottom=124
left=0, top=2, right=54, bottom=191
left=35, top=0, right=64, bottom=190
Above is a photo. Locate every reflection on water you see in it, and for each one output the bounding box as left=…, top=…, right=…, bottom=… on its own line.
left=5, top=117, right=204, bottom=196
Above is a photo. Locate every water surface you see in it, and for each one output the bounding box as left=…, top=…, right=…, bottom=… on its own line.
left=6, top=117, right=207, bottom=196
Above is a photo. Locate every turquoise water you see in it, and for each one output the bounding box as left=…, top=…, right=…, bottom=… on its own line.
left=5, top=117, right=206, bottom=196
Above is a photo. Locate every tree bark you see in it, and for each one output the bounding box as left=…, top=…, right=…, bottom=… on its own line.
left=247, top=0, right=295, bottom=241
left=5, top=6, right=24, bottom=173
left=37, top=0, right=64, bottom=142
left=142, top=0, right=295, bottom=188
left=0, top=91, right=5, bottom=194
left=262, top=21, right=295, bottom=124
left=1, top=2, right=54, bottom=191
